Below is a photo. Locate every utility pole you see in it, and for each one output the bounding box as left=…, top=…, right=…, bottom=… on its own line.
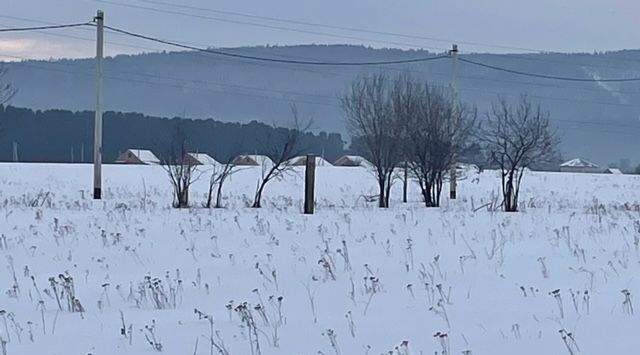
left=449, top=44, right=459, bottom=200
left=93, top=10, right=104, bottom=199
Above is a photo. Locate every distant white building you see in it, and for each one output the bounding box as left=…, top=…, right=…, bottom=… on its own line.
left=559, top=158, right=601, bottom=173
left=185, top=152, right=219, bottom=166
left=115, top=149, right=160, bottom=165
left=232, top=154, right=274, bottom=167
left=603, top=168, right=624, bottom=175
left=287, top=155, right=333, bottom=167
left=333, top=155, right=373, bottom=168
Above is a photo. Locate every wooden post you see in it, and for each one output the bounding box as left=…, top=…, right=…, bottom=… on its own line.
left=402, top=161, right=408, bottom=203
left=304, top=154, right=316, bottom=214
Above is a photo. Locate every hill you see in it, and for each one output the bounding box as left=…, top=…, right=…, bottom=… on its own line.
left=3, top=44, right=640, bottom=164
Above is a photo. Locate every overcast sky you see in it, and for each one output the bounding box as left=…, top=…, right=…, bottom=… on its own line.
left=1, top=0, right=638, bottom=61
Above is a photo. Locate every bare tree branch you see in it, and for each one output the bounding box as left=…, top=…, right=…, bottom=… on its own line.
left=480, top=96, right=558, bottom=212
left=341, top=73, right=403, bottom=208
left=161, top=125, right=202, bottom=208
left=399, top=78, right=477, bottom=207
left=252, top=105, right=311, bottom=208
left=206, top=157, right=240, bottom=209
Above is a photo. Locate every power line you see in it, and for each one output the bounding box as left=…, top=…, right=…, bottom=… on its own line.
left=0, top=17, right=172, bottom=53
left=109, top=0, right=634, bottom=71
left=3, top=17, right=634, bottom=98
left=0, top=17, right=349, bottom=78
left=0, top=22, right=92, bottom=32
left=459, top=57, right=640, bottom=83
left=3, top=16, right=638, bottom=84
left=97, top=0, right=640, bottom=74
left=0, top=14, right=427, bottom=73
left=95, top=0, right=448, bottom=52
left=2, top=50, right=636, bottom=112
left=5, top=53, right=640, bottom=134
left=103, top=25, right=450, bottom=66
left=122, top=0, right=640, bottom=70
left=1, top=54, right=341, bottom=107
left=0, top=16, right=362, bottom=78
left=101, top=24, right=640, bottom=80
left=1, top=31, right=636, bottom=108
left=476, top=52, right=639, bottom=73
left=125, top=0, right=545, bottom=54
left=110, top=0, right=640, bottom=72
left=0, top=21, right=637, bottom=107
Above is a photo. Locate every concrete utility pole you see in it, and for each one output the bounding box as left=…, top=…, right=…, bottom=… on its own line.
left=93, top=10, right=104, bottom=199
left=449, top=44, right=459, bottom=200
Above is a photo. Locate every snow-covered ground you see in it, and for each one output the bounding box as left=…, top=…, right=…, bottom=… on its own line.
left=1, top=163, right=640, bottom=354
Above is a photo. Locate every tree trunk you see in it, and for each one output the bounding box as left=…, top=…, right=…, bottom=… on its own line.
left=432, top=175, right=443, bottom=208
left=421, top=187, right=430, bottom=207
left=252, top=180, right=266, bottom=208
left=215, top=183, right=224, bottom=208
left=177, top=185, right=189, bottom=208
left=378, top=179, right=387, bottom=208
left=384, top=172, right=393, bottom=208
left=206, top=182, right=214, bottom=208
left=423, top=180, right=435, bottom=207
left=504, top=171, right=517, bottom=212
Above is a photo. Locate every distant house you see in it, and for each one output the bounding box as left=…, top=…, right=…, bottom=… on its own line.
left=232, top=154, right=274, bottom=167
left=287, top=155, right=333, bottom=167
left=604, top=168, right=624, bottom=175
left=333, top=155, right=373, bottom=168
left=185, top=152, right=219, bottom=166
left=115, top=149, right=160, bottom=165
left=559, top=158, right=601, bottom=173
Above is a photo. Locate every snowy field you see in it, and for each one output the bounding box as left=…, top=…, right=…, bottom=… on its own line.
left=1, top=163, right=640, bottom=354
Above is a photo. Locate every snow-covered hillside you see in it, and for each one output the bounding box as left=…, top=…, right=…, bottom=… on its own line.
left=1, top=163, right=640, bottom=354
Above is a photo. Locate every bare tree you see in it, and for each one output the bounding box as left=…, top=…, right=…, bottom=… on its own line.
left=399, top=80, right=476, bottom=207
left=206, top=158, right=238, bottom=209
left=162, top=127, right=201, bottom=208
left=342, top=73, right=403, bottom=208
left=481, top=96, right=557, bottom=212
left=252, top=107, right=308, bottom=208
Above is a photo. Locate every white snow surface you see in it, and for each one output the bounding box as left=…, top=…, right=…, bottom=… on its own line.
left=1, top=163, right=640, bottom=354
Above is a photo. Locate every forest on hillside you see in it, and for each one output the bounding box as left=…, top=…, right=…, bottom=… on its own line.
left=0, top=105, right=345, bottom=163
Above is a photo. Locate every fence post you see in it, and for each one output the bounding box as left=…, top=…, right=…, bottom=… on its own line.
left=304, top=154, right=316, bottom=214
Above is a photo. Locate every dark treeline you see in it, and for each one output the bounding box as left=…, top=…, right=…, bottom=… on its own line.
left=0, top=105, right=345, bottom=163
